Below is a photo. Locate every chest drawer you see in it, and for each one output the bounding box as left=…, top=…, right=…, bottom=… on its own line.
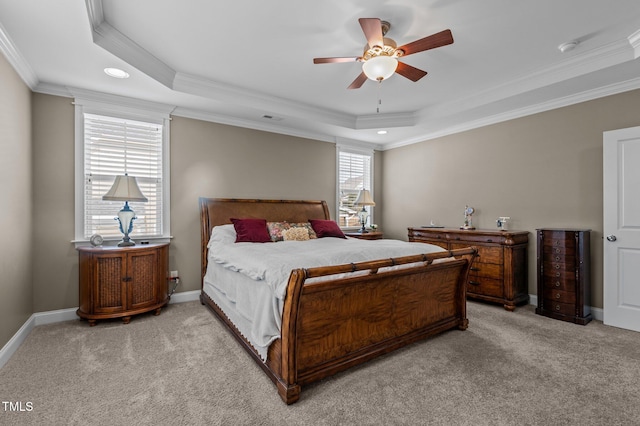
left=451, top=243, right=502, bottom=264
left=469, top=262, right=502, bottom=279
left=543, top=300, right=576, bottom=317
left=543, top=289, right=576, bottom=304
left=467, top=276, right=503, bottom=299
left=536, top=228, right=591, bottom=325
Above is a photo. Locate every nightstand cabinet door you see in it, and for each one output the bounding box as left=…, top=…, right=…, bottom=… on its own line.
left=408, top=228, right=529, bottom=311
left=536, top=229, right=592, bottom=325
left=77, top=243, right=169, bottom=326
left=92, top=253, right=127, bottom=314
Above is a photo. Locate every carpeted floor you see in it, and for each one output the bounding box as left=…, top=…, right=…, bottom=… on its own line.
left=1, top=300, right=639, bottom=425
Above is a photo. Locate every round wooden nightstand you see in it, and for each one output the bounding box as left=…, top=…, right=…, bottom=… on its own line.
left=344, top=231, right=383, bottom=240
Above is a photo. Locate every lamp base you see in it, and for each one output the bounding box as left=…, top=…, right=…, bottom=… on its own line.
left=117, top=234, right=136, bottom=247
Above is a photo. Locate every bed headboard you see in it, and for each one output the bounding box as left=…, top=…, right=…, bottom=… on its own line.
left=199, top=198, right=331, bottom=285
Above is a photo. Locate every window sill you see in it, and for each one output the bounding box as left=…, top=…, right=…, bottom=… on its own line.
left=72, top=235, right=172, bottom=249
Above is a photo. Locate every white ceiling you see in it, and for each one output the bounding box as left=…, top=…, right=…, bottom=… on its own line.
left=1, top=0, right=640, bottom=150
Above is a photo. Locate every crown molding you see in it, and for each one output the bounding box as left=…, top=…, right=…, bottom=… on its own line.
left=355, top=111, right=416, bottom=130
left=424, top=37, right=637, bottom=122
left=85, top=0, right=175, bottom=88
left=629, top=29, right=640, bottom=59
left=0, top=20, right=38, bottom=89
left=383, top=75, right=640, bottom=151
left=172, top=106, right=340, bottom=144
left=173, top=72, right=355, bottom=129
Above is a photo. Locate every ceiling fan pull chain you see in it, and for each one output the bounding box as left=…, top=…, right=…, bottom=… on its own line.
left=377, top=80, right=382, bottom=113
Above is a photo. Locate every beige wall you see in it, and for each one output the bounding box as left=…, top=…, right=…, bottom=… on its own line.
left=31, top=94, right=76, bottom=312
left=382, top=89, right=640, bottom=309
left=27, top=107, right=338, bottom=315
left=0, top=53, right=33, bottom=346
left=169, top=116, right=337, bottom=292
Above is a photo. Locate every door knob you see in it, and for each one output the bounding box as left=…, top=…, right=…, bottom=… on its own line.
left=606, top=235, right=617, bottom=242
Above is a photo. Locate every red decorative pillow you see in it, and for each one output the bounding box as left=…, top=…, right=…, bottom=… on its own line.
left=309, top=219, right=346, bottom=239
left=230, top=218, right=272, bottom=243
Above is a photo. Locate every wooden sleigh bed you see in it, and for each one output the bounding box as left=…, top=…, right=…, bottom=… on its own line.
left=199, top=197, right=477, bottom=404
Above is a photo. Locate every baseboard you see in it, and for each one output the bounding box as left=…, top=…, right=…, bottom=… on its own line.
left=0, top=314, right=35, bottom=370
left=528, top=294, right=603, bottom=321
left=169, top=289, right=200, bottom=304
left=0, top=290, right=202, bottom=370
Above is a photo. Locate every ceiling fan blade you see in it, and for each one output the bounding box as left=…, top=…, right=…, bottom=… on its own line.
left=395, top=61, right=428, bottom=82
left=359, top=18, right=384, bottom=48
left=397, top=29, right=454, bottom=56
left=347, top=72, right=368, bottom=90
left=313, top=57, right=360, bottom=64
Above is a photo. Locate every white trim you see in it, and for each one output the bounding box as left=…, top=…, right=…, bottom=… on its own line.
left=0, top=315, right=35, bottom=369
left=168, top=290, right=200, bottom=304
left=0, top=292, right=201, bottom=369
left=0, top=20, right=38, bottom=89
left=73, top=95, right=173, bottom=242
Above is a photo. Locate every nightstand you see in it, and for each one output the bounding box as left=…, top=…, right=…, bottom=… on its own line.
left=77, top=243, right=170, bottom=326
left=345, top=231, right=383, bottom=240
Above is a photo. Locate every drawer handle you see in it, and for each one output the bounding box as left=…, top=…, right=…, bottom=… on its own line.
left=555, top=256, right=560, bottom=261
left=555, top=293, right=561, bottom=299
left=469, top=281, right=481, bottom=286
left=556, top=272, right=561, bottom=277
left=555, top=264, right=560, bottom=269
left=555, top=304, right=561, bottom=311
left=555, top=248, right=561, bottom=254
left=555, top=281, right=561, bottom=287
left=487, top=239, right=493, bottom=242
left=470, top=267, right=480, bottom=271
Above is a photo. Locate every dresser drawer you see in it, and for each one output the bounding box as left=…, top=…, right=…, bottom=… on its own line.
left=541, top=300, right=576, bottom=317
left=543, top=234, right=576, bottom=249
left=451, top=243, right=502, bottom=264
left=543, top=289, right=576, bottom=304
left=469, top=262, right=502, bottom=279
left=542, top=277, right=576, bottom=292
left=542, top=252, right=576, bottom=265
left=409, top=230, right=447, bottom=241
left=542, top=261, right=577, bottom=272
left=541, top=268, right=576, bottom=282
left=543, top=245, right=576, bottom=257
left=467, top=276, right=503, bottom=298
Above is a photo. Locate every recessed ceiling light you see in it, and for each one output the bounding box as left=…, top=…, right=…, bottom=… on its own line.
left=558, top=41, right=579, bottom=53
left=104, top=67, right=130, bottom=79
left=377, top=130, right=388, bottom=135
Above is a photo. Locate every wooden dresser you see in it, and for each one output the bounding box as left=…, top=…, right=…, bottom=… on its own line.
left=408, top=227, right=529, bottom=311
left=77, top=243, right=170, bottom=326
left=535, top=229, right=592, bottom=325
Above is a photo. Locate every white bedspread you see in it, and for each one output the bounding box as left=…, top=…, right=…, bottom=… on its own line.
left=205, top=225, right=446, bottom=356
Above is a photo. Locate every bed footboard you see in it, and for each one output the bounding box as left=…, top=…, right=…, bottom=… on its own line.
left=277, top=247, right=477, bottom=404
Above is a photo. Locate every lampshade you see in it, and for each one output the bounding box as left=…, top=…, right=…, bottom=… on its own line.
left=362, top=56, right=398, bottom=82
left=354, top=189, right=376, bottom=206
left=102, top=174, right=147, bottom=247
left=102, top=175, right=148, bottom=202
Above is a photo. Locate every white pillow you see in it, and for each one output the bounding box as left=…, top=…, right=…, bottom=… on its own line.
left=208, top=224, right=237, bottom=247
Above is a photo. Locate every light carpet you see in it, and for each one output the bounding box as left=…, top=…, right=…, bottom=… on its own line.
left=1, top=300, right=639, bottom=425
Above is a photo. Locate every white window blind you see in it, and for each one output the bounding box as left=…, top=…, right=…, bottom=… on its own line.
left=338, top=149, right=372, bottom=228
left=83, top=113, right=163, bottom=239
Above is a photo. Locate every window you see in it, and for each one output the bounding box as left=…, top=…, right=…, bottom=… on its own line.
left=74, top=97, right=171, bottom=243
left=337, top=147, right=373, bottom=228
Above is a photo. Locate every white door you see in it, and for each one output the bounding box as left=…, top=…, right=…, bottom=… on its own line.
left=603, top=126, right=640, bottom=332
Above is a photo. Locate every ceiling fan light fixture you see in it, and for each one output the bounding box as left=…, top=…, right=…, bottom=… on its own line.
left=362, top=55, right=398, bottom=81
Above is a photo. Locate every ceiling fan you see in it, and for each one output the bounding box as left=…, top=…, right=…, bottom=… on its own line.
left=313, top=18, right=454, bottom=89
